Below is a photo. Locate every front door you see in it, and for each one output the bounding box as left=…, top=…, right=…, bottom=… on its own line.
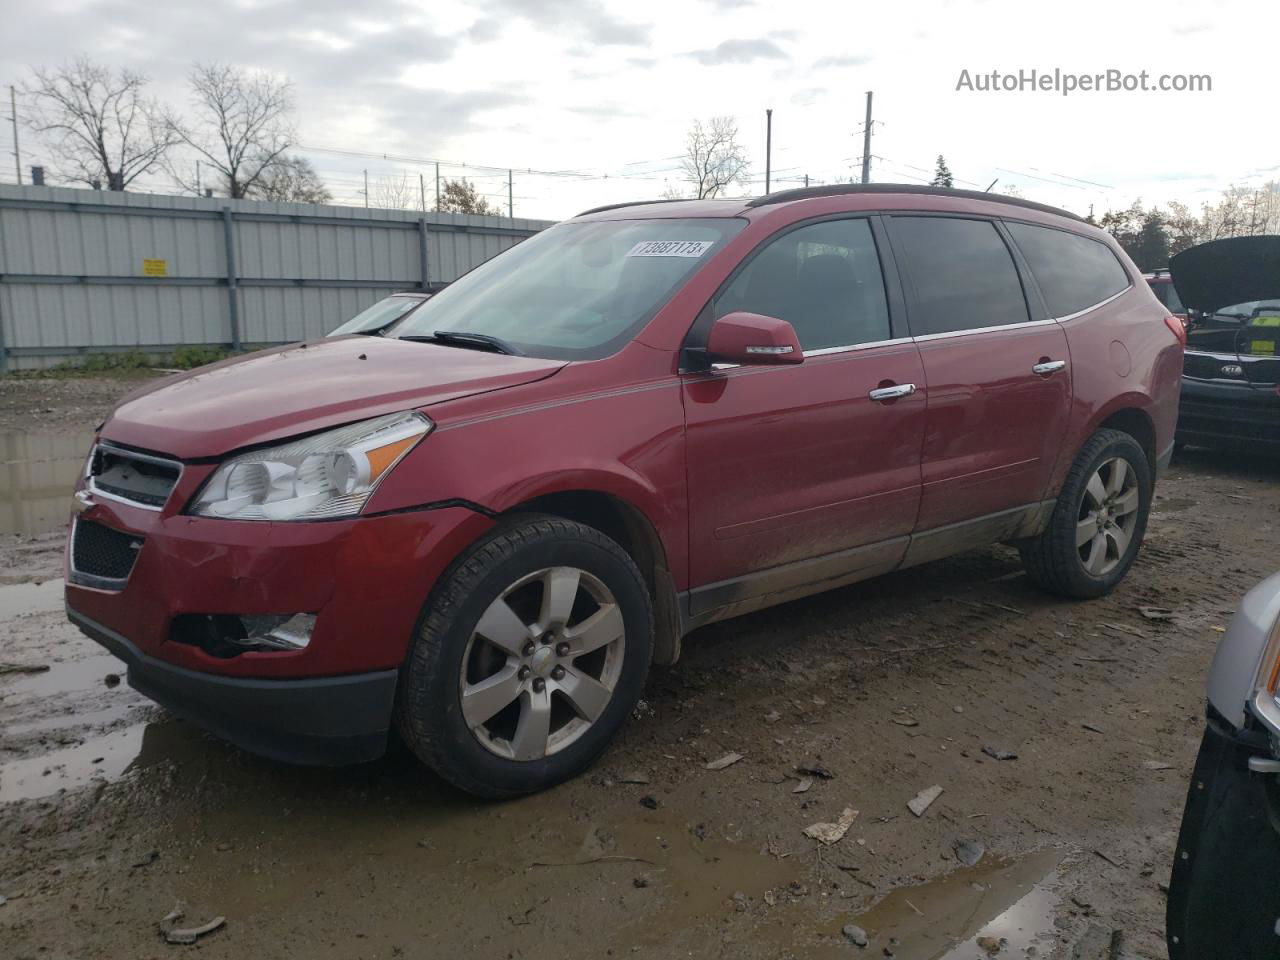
left=887, top=215, right=1072, bottom=534
left=682, top=217, right=926, bottom=615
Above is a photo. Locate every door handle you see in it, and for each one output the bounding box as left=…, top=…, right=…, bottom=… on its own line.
left=1032, top=360, right=1067, bottom=376
left=868, top=383, right=917, bottom=402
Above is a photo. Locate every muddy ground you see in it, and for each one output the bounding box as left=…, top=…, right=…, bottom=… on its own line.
left=1, top=374, right=1277, bottom=960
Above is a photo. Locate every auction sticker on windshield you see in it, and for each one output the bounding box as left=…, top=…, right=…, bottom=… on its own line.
left=626, top=240, right=715, bottom=258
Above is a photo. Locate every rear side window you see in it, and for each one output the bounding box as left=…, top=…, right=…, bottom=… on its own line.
left=1007, top=222, right=1131, bottom=318
left=892, top=217, right=1030, bottom=336
left=714, top=218, right=891, bottom=351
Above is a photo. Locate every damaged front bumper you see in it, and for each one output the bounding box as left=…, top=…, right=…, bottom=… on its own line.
left=70, top=607, right=398, bottom=765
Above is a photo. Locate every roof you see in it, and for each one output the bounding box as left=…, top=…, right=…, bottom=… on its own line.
left=573, top=183, right=1084, bottom=224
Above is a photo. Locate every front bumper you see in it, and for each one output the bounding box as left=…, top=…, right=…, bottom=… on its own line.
left=71, top=606, right=397, bottom=765
left=1178, top=377, right=1280, bottom=449
left=1167, top=710, right=1280, bottom=960
left=64, top=474, right=495, bottom=764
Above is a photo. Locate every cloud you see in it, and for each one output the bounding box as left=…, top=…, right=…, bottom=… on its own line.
left=686, top=38, right=787, bottom=65
left=478, top=0, right=650, bottom=45
left=467, top=18, right=503, bottom=42
left=815, top=53, right=872, bottom=68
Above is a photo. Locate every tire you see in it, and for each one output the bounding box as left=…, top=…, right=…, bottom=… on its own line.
left=396, top=514, right=654, bottom=799
left=1020, top=429, right=1152, bottom=600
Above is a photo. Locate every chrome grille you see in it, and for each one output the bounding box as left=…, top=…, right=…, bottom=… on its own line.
left=88, top=442, right=181, bottom=510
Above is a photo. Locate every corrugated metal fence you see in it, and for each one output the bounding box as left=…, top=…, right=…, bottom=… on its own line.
left=0, top=184, right=553, bottom=370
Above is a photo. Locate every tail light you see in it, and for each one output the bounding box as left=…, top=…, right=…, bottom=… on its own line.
left=1163, top=314, right=1187, bottom=348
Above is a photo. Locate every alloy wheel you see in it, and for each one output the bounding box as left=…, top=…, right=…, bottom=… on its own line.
left=459, top=566, right=626, bottom=761
left=1075, top=456, right=1141, bottom=577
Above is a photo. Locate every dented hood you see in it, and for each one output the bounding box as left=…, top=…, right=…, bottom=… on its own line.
left=102, top=336, right=567, bottom=458
left=1170, top=236, right=1280, bottom=313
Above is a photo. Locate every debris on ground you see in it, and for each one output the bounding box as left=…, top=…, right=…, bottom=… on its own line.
left=981, top=745, right=1017, bottom=761
left=841, top=923, right=869, bottom=947
left=163, top=915, right=226, bottom=945
left=638, top=795, right=659, bottom=810
left=617, top=771, right=649, bottom=784
left=764, top=710, right=782, bottom=722
left=954, top=838, right=985, bottom=866
left=632, top=876, right=649, bottom=889
left=131, top=851, right=159, bottom=868
left=977, top=935, right=1007, bottom=954
left=1137, top=606, right=1176, bottom=622
left=891, top=716, right=919, bottom=727
left=1082, top=722, right=1105, bottom=735
left=1094, top=848, right=1125, bottom=869
left=907, top=785, right=943, bottom=817
left=705, top=752, right=743, bottom=771
left=0, top=663, right=50, bottom=676
left=796, top=764, right=835, bottom=780
left=104, top=673, right=121, bottom=688
left=804, top=807, right=859, bottom=845
left=792, top=777, right=813, bottom=794
left=1142, top=761, right=1174, bottom=771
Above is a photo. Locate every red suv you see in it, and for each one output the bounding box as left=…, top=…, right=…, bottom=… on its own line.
left=65, top=185, right=1184, bottom=797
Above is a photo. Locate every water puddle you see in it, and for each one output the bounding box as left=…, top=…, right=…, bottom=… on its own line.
left=0, top=577, right=65, bottom=620
left=0, top=429, right=94, bottom=536
left=846, top=848, right=1065, bottom=959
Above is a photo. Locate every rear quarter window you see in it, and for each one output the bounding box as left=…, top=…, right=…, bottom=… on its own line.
left=1006, top=222, right=1131, bottom=318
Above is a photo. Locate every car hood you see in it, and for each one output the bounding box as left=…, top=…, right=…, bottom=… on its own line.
left=102, top=336, right=567, bottom=458
left=1170, top=236, right=1280, bottom=313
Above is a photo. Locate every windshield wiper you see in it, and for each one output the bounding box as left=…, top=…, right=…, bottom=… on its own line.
left=399, top=331, right=524, bottom=356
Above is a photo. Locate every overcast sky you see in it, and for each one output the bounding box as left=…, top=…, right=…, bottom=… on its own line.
left=1, top=0, right=1276, bottom=220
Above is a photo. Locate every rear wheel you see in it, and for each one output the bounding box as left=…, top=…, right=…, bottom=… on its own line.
left=1020, top=429, right=1151, bottom=599
left=397, top=515, right=653, bottom=798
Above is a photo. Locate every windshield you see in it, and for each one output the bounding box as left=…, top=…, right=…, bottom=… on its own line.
left=390, top=218, right=745, bottom=360
left=1214, top=300, right=1280, bottom=320
left=329, top=295, right=425, bottom=337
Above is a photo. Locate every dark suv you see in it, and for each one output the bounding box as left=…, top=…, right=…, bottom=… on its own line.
left=65, top=185, right=1184, bottom=797
left=1170, top=236, right=1280, bottom=451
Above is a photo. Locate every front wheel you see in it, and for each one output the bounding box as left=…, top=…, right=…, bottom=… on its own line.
left=1020, top=429, right=1152, bottom=599
left=396, top=515, right=653, bottom=798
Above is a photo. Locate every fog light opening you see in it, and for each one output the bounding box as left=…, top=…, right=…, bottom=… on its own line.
left=170, top=612, right=317, bottom=658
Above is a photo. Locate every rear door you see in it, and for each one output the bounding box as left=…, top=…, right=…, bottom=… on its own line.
left=682, top=217, right=926, bottom=608
left=886, top=215, right=1072, bottom=534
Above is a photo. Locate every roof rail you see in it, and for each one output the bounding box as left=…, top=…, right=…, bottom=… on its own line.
left=744, top=183, right=1084, bottom=223
left=573, top=198, right=696, bottom=218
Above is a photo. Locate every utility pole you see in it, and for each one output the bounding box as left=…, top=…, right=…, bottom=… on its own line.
left=419, top=172, right=426, bottom=212
left=508, top=168, right=513, bottom=219
left=435, top=162, right=440, bottom=210
left=803, top=174, right=809, bottom=188
left=764, top=108, right=773, bottom=194
left=9, top=86, right=21, bottom=185
left=363, top=169, right=368, bottom=207
left=860, top=91, right=873, bottom=184
left=196, top=160, right=201, bottom=196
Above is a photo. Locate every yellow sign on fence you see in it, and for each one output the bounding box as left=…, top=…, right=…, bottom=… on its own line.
left=142, top=258, right=168, bottom=277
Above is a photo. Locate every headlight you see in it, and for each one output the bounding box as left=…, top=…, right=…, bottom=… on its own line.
left=191, top=411, right=431, bottom=521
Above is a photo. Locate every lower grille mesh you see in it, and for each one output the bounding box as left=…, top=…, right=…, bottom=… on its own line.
left=72, top=519, right=143, bottom=582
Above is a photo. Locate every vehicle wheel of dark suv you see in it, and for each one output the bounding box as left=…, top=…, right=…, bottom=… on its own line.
left=397, top=514, right=654, bottom=799
left=1019, top=429, right=1152, bottom=600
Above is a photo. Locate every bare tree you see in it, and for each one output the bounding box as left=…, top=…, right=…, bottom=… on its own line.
left=172, top=63, right=295, bottom=199
left=435, top=177, right=500, bottom=215
left=368, top=171, right=418, bottom=210
left=251, top=155, right=332, bottom=204
left=679, top=117, right=749, bottom=199
left=24, top=58, right=180, bottom=190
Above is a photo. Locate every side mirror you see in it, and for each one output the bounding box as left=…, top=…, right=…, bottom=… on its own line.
left=706, top=311, right=804, bottom=366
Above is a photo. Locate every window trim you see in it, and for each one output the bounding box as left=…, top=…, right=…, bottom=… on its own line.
left=1001, top=217, right=1134, bottom=323
left=680, top=212, right=906, bottom=369
left=882, top=212, right=1041, bottom=339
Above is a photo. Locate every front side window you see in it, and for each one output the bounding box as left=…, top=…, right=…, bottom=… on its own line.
left=892, top=217, right=1030, bottom=336
left=713, top=218, right=891, bottom=350
left=391, top=218, right=745, bottom=360
left=1006, top=221, right=1131, bottom=318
